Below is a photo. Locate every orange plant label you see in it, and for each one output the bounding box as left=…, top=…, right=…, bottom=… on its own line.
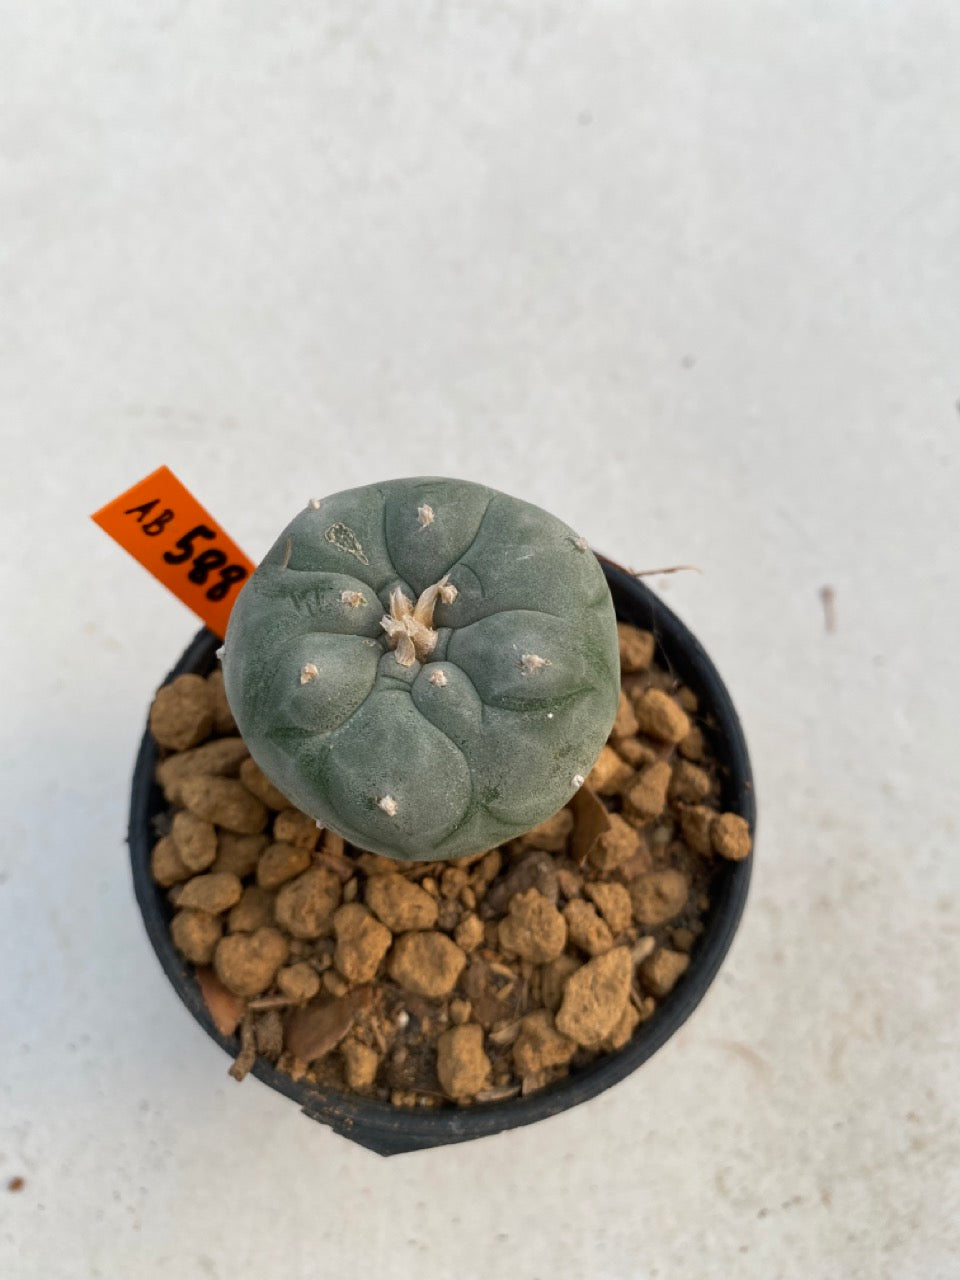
left=91, top=466, right=255, bottom=638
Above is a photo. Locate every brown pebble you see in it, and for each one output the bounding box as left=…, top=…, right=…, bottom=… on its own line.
left=585, top=745, right=634, bottom=796
left=150, top=835, right=190, bottom=887
left=284, top=1055, right=308, bottom=1082
left=630, top=869, right=690, bottom=927
left=365, top=875, right=438, bottom=932
left=440, top=867, right=469, bottom=899
left=541, top=954, right=581, bottom=1013
left=195, top=965, right=245, bottom=1035
left=589, top=813, right=644, bottom=873
left=624, top=760, right=672, bottom=820
left=636, top=995, right=657, bottom=1022
left=177, top=872, right=243, bottom=914
left=257, top=842, right=312, bottom=890
left=323, top=969, right=351, bottom=997
left=170, top=810, right=218, bottom=872
left=436, top=1024, right=491, bottom=1099
left=341, top=1037, right=379, bottom=1089
left=555, top=947, right=632, bottom=1048
left=239, top=757, right=290, bottom=810
left=521, top=1069, right=554, bottom=1096
left=677, top=686, right=698, bottom=713
left=487, top=851, right=559, bottom=912
left=555, top=866, right=583, bottom=900
left=498, top=889, right=567, bottom=964
left=612, top=689, right=639, bottom=740
left=211, top=832, right=268, bottom=878
left=632, top=688, right=690, bottom=744
left=511, top=808, right=574, bottom=854
left=272, top=808, right=320, bottom=852
left=613, top=848, right=655, bottom=883
left=155, top=737, right=250, bottom=805
left=617, top=623, right=655, bottom=673
left=600, top=1001, right=641, bottom=1051
left=388, top=931, right=467, bottom=997
left=149, top=674, right=214, bottom=750
left=584, top=881, right=633, bottom=936
left=436, top=898, right=460, bottom=932
left=449, top=997, right=473, bottom=1025
left=669, top=760, right=712, bottom=804
left=513, top=1010, right=577, bottom=1075
left=616, top=738, right=658, bottom=769
left=277, top=962, right=321, bottom=1003
left=275, top=865, right=342, bottom=936
left=639, top=948, right=690, bottom=996
left=228, top=885, right=276, bottom=933
left=356, top=852, right=401, bottom=877
left=454, top=913, right=484, bottom=953
left=171, top=909, right=222, bottom=964
left=679, top=805, right=716, bottom=855
left=563, top=899, right=614, bottom=956
left=679, top=725, right=706, bottom=761
left=214, top=927, right=289, bottom=997
left=711, top=812, right=752, bottom=860
left=471, top=849, right=502, bottom=895
left=180, top=776, right=268, bottom=835
left=205, top=668, right=237, bottom=734
left=333, top=904, right=392, bottom=982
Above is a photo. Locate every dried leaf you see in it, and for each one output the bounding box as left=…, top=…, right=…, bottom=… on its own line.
left=196, top=966, right=245, bottom=1037
left=285, top=989, right=371, bottom=1062
left=570, top=785, right=612, bottom=863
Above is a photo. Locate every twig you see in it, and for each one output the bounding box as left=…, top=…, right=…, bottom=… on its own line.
left=633, top=565, right=702, bottom=578
left=228, top=1012, right=257, bottom=1082
left=819, top=585, right=837, bottom=634
left=475, top=1084, right=521, bottom=1103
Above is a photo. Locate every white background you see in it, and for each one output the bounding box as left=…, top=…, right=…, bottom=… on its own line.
left=2, top=3, right=958, bottom=1278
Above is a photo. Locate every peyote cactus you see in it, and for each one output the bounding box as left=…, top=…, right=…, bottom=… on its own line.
left=222, top=478, right=619, bottom=861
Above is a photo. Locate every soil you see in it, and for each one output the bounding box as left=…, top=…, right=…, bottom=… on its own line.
left=148, top=622, right=751, bottom=1108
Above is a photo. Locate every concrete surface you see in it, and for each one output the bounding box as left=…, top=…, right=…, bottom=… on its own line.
left=2, top=3, right=958, bottom=1278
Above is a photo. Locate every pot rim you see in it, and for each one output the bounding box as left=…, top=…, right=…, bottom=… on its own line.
left=128, top=558, right=755, bottom=1155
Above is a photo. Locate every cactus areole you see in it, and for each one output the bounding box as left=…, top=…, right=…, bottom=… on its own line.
left=222, top=478, right=620, bottom=861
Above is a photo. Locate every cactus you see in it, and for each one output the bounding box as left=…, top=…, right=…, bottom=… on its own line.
left=222, top=478, right=619, bottom=861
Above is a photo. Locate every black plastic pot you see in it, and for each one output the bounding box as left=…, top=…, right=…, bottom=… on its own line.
left=129, top=560, right=755, bottom=1156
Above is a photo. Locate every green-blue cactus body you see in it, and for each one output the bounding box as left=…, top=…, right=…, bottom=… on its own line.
left=223, top=478, right=619, bottom=861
